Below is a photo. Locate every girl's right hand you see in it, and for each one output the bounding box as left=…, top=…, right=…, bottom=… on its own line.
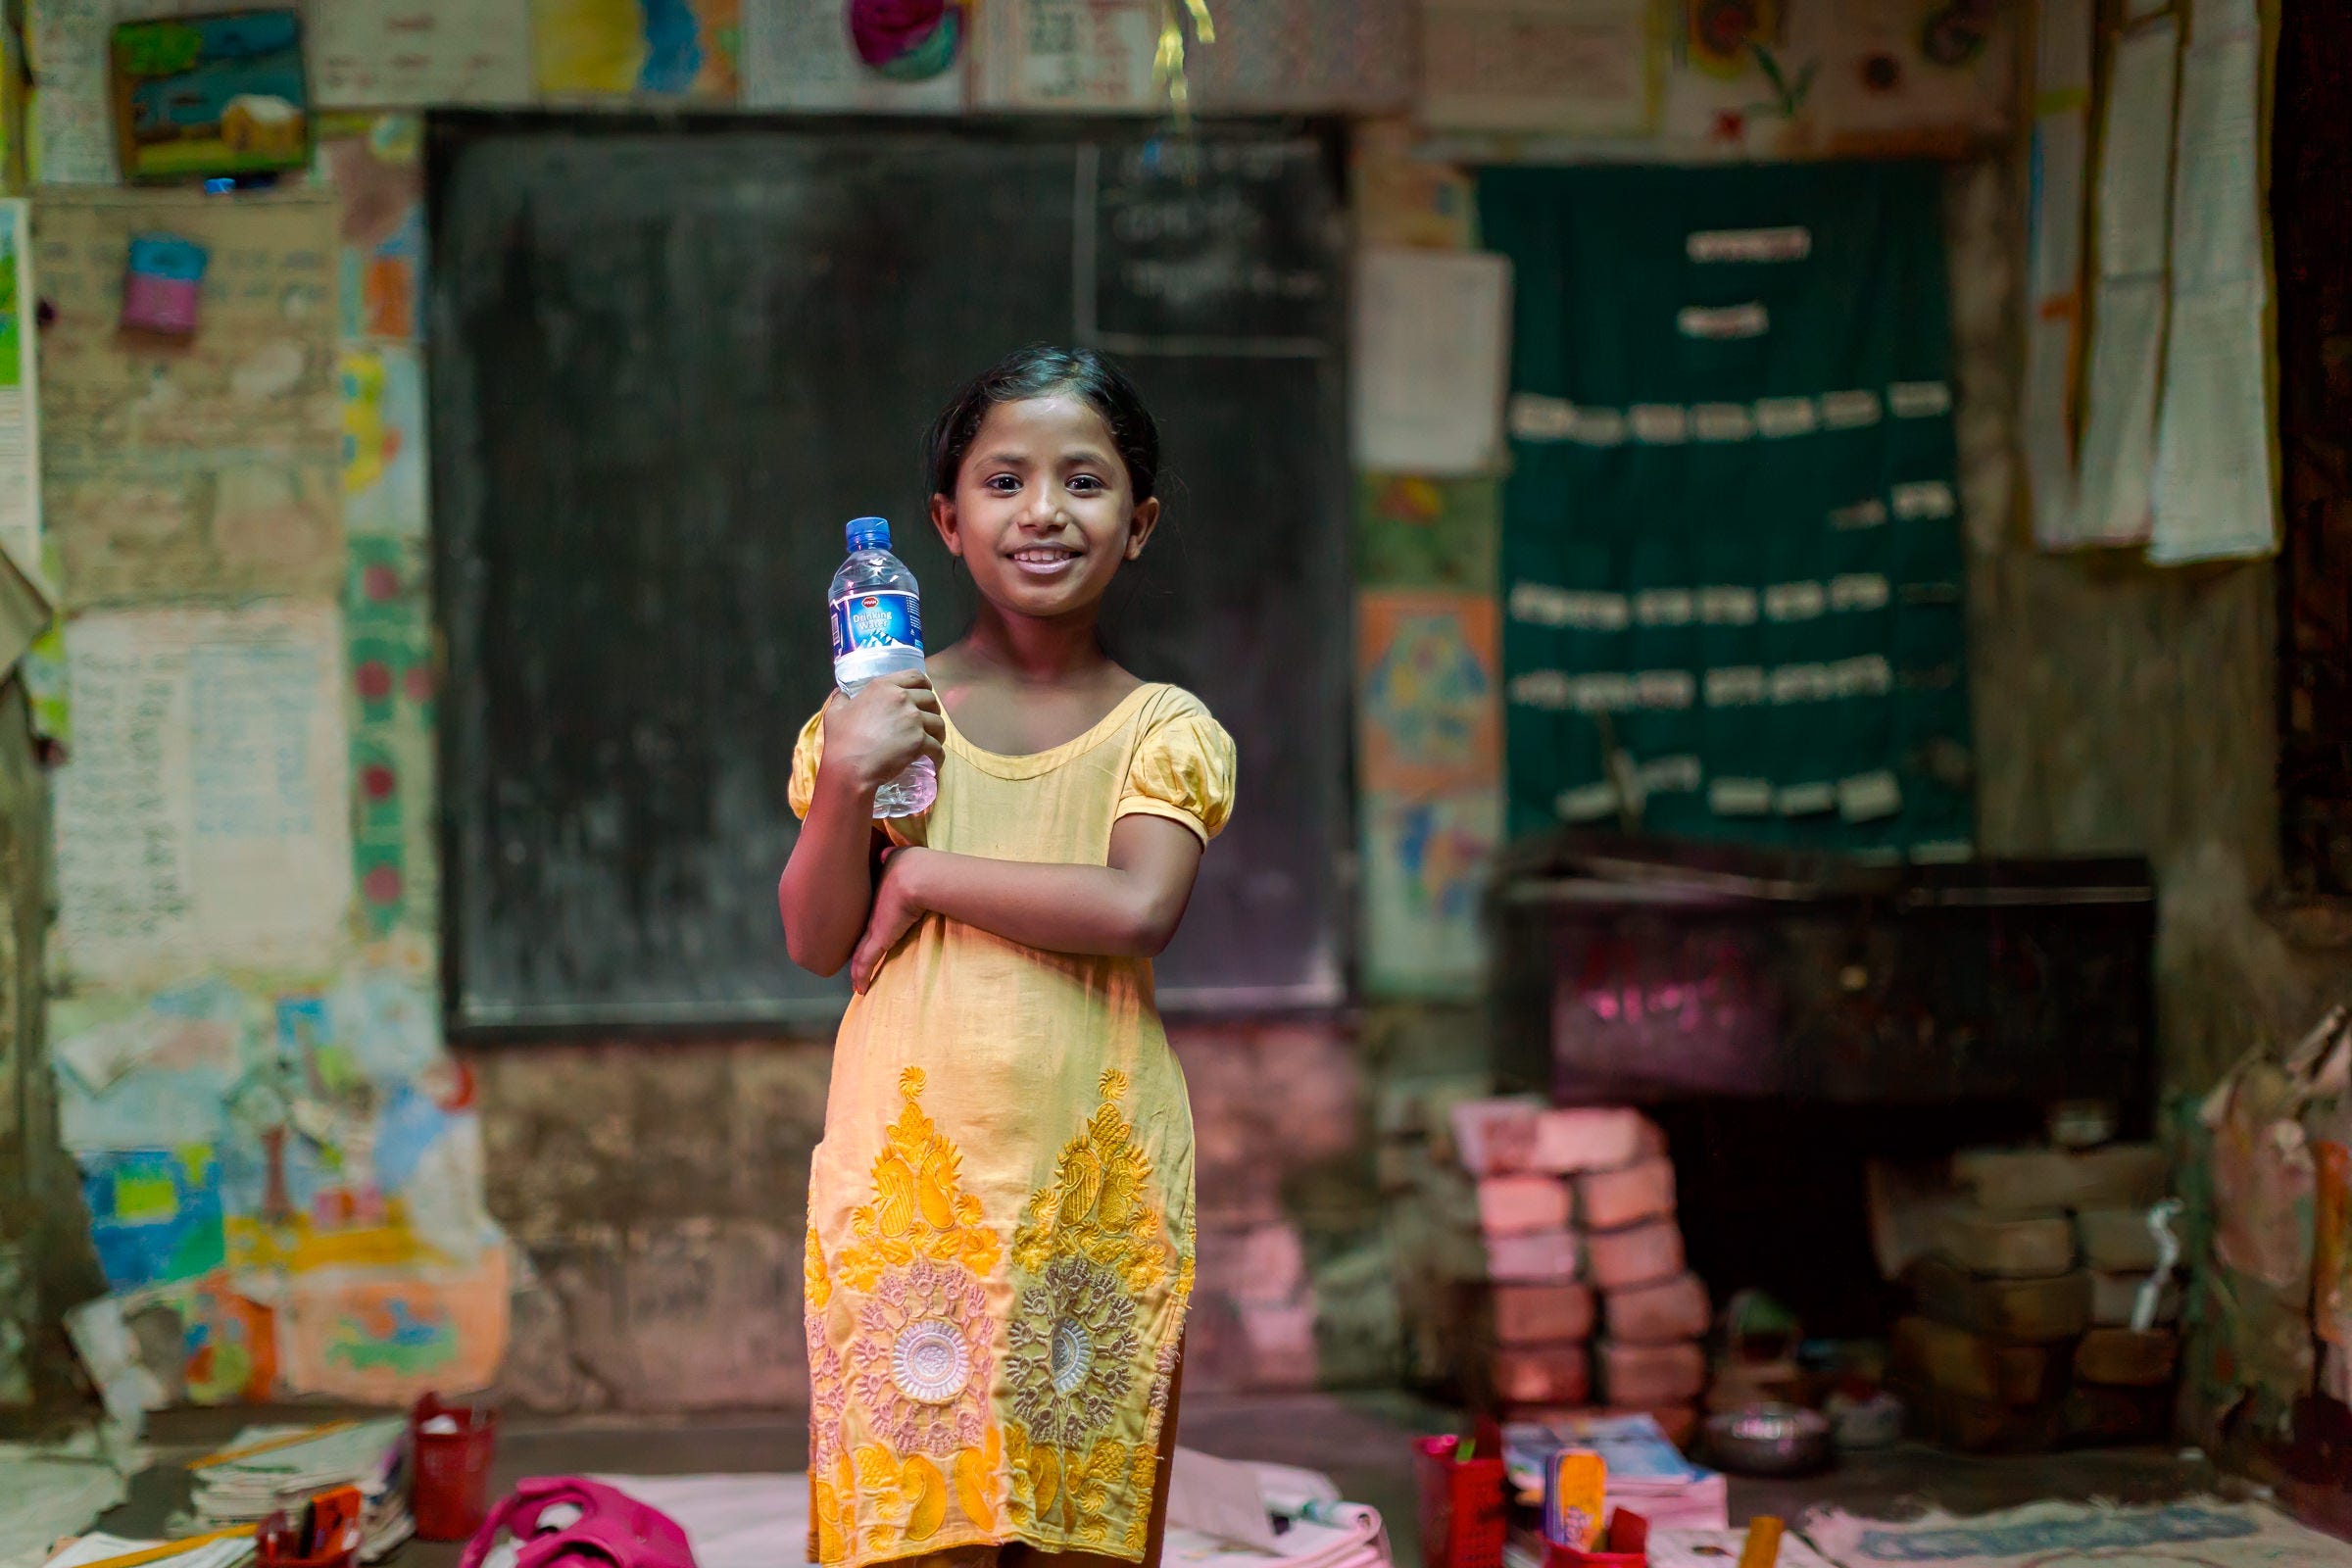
left=821, top=671, right=945, bottom=793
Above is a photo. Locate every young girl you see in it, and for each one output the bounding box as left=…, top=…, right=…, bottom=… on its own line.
left=780, top=347, right=1235, bottom=1568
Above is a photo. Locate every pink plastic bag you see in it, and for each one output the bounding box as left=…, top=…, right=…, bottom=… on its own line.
left=458, top=1479, right=697, bottom=1568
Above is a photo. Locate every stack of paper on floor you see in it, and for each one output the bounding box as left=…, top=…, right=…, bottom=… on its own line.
left=0, top=1436, right=137, bottom=1568
left=38, top=1536, right=255, bottom=1568
left=182, top=1421, right=412, bottom=1562
left=1501, top=1413, right=1728, bottom=1531
left=587, top=1452, right=1390, bottom=1568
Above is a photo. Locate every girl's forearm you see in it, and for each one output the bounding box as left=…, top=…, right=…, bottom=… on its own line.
left=901, top=845, right=1194, bottom=958
left=778, top=766, right=879, bottom=975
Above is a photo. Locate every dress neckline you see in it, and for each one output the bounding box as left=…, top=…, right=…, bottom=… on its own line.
left=943, top=683, right=1162, bottom=780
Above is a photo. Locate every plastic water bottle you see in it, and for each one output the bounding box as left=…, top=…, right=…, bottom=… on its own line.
left=829, top=516, right=936, bottom=817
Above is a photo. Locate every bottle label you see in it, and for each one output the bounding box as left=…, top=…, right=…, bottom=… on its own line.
left=830, top=590, right=922, bottom=660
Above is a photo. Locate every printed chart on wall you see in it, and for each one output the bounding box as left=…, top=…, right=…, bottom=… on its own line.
left=51, top=604, right=355, bottom=986
left=1481, top=161, right=1973, bottom=858
left=33, top=191, right=341, bottom=611
left=0, top=201, right=44, bottom=591
left=309, top=0, right=535, bottom=110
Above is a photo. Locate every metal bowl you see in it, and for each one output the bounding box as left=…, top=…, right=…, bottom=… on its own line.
left=1704, top=1402, right=1834, bottom=1477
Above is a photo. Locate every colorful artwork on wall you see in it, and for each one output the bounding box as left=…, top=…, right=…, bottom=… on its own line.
left=532, top=0, right=741, bottom=100
left=110, top=11, right=312, bottom=182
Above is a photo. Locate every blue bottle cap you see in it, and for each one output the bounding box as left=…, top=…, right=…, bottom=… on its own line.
left=846, top=516, right=891, bottom=551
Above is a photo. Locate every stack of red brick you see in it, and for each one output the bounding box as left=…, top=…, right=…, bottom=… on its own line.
left=1888, top=1142, right=2179, bottom=1450
left=1446, top=1100, right=1709, bottom=1445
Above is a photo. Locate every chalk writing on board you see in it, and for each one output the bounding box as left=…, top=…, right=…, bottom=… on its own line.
left=34, top=192, right=341, bottom=609
left=1091, top=139, right=1338, bottom=350
left=54, top=605, right=354, bottom=986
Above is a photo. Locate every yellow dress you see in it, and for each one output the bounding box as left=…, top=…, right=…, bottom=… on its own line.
left=788, top=683, right=1237, bottom=1568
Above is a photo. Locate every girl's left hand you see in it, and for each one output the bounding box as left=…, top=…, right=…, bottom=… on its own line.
left=851, top=848, right=928, bottom=995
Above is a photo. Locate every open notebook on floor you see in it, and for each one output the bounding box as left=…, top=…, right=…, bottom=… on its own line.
left=579, top=1453, right=1390, bottom=1568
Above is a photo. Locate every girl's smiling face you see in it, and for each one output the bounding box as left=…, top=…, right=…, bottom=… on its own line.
left=931, top=394, right=1158, bottom=622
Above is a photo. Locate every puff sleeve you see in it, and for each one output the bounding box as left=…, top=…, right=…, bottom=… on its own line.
left=1117, top=704, right=1238, bottom=844
left=786, top=709, right=826, bottom=821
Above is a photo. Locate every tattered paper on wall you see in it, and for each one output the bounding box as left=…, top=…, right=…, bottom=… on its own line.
left=51, top=956, right=509, bottom=1403
left=33, top=191, right=341, bottom=610
left=1420, top=0, right=1662, bottom=137
left=319, top=120, right=427, bottom=344
left=972, top=0, right=1162, bottom=110
left=52, top=605, right=355, bottom=988
left=532, top=0, right=741, bottom=100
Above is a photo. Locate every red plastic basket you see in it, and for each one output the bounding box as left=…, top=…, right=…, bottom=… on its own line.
left=1414, top=1435, right=1507, bottom=1568
left=411, top=1394, right=500, bottom=1542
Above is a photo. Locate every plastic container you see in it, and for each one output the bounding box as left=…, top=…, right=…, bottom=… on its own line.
left=1544, top=1508, right=1650, bottom=1568
left=411, top=1393, right=500, bottom=1542
left=829, top=516, right=935, bottom=817
left=257, top=1484, right=364, bottom=1568
left=1414, top=1435, right=1507, bottom=1568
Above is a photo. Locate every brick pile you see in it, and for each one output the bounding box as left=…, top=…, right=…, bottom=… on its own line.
left=1888, top=1141, right=2179, bottom=1450
left=1433, top=1100, right=1709, bottom=1446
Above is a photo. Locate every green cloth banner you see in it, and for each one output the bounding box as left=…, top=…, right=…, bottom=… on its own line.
left=1479, top=161, right=1973, bottom=857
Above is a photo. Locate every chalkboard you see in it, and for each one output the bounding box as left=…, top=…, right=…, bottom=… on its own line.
left=429, top=118, right=1349, bottom=1033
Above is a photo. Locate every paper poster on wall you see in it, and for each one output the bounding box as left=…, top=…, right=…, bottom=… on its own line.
left=2064, top=16, right=2177, bottom=549
left=1351, top=121, right=1478, bottom=250
left=0, top=202, right=45, bottom=593
left=1352, top=248, right=1512, bottom=475
left=1185, top=0, right=1413, bottom=113
left=741, top=0, right=964, bottom=112
left=2149, top=0, right=2276, bottom=564
left=309, top=0, right=535, bottom=109
left=1357, top=590, right=1502, bottom=797
left=533, top=0, right=741, bottom=100
left=1424, top=0, right=2016, bottom=161
left=319, top=119, right=428, bottom=343
left=2023, top=0, right=2092, bottom=547
left=77, top=1146, right=228, bottom=1293
left=1420, top=0, right=1660, bottom=136
left=972, top=0, right=1159, bottom=112
left=53, top=605, right=355, bottom=987
left=1355, top=473, right=1499, bottom=590
left=1362, top=788, right=1499, bottom=999
left=35, top=191, right=341, bottom=610
left=347, top=535, right=438, bottom=940
left=30, top=0, right=123, bottom=183
left=276, top=1247, right=510, bottom=1401
left=343, top=348, right=427, bottom=538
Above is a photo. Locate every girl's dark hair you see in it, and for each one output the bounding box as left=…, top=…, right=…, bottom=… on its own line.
left=924, top=345, right=1160, bottom=502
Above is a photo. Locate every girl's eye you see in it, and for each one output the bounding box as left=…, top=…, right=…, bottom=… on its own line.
left=984, top=474, right=1019, bottom=494
left=1068, top=475, right=1104, bottom=494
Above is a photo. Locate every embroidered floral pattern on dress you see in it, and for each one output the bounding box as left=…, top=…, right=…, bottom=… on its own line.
left=807, top=1307, right=848, bottom=1469
left=1013, top=1070, right=1170, bottom=1294
left=839, top=1068, right=1002, bottom=1292
left=851, top=1256, right=993, bottom=1456
left=1007, top=1254, right=1141, bottom=1446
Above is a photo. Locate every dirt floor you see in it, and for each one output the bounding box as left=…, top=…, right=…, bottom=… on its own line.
left=106, top=1394, right=2244, bottom=1567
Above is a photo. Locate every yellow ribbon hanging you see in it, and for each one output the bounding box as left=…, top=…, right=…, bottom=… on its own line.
left=1152, top=0, right=1216, bottom=118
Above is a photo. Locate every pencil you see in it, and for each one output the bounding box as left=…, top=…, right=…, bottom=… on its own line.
left=1738, top=1516, right=1786, bottom=1568
left=187, top=1422, right=360, bottom=1471
left=72, top=1524, right=257, bottom=1568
